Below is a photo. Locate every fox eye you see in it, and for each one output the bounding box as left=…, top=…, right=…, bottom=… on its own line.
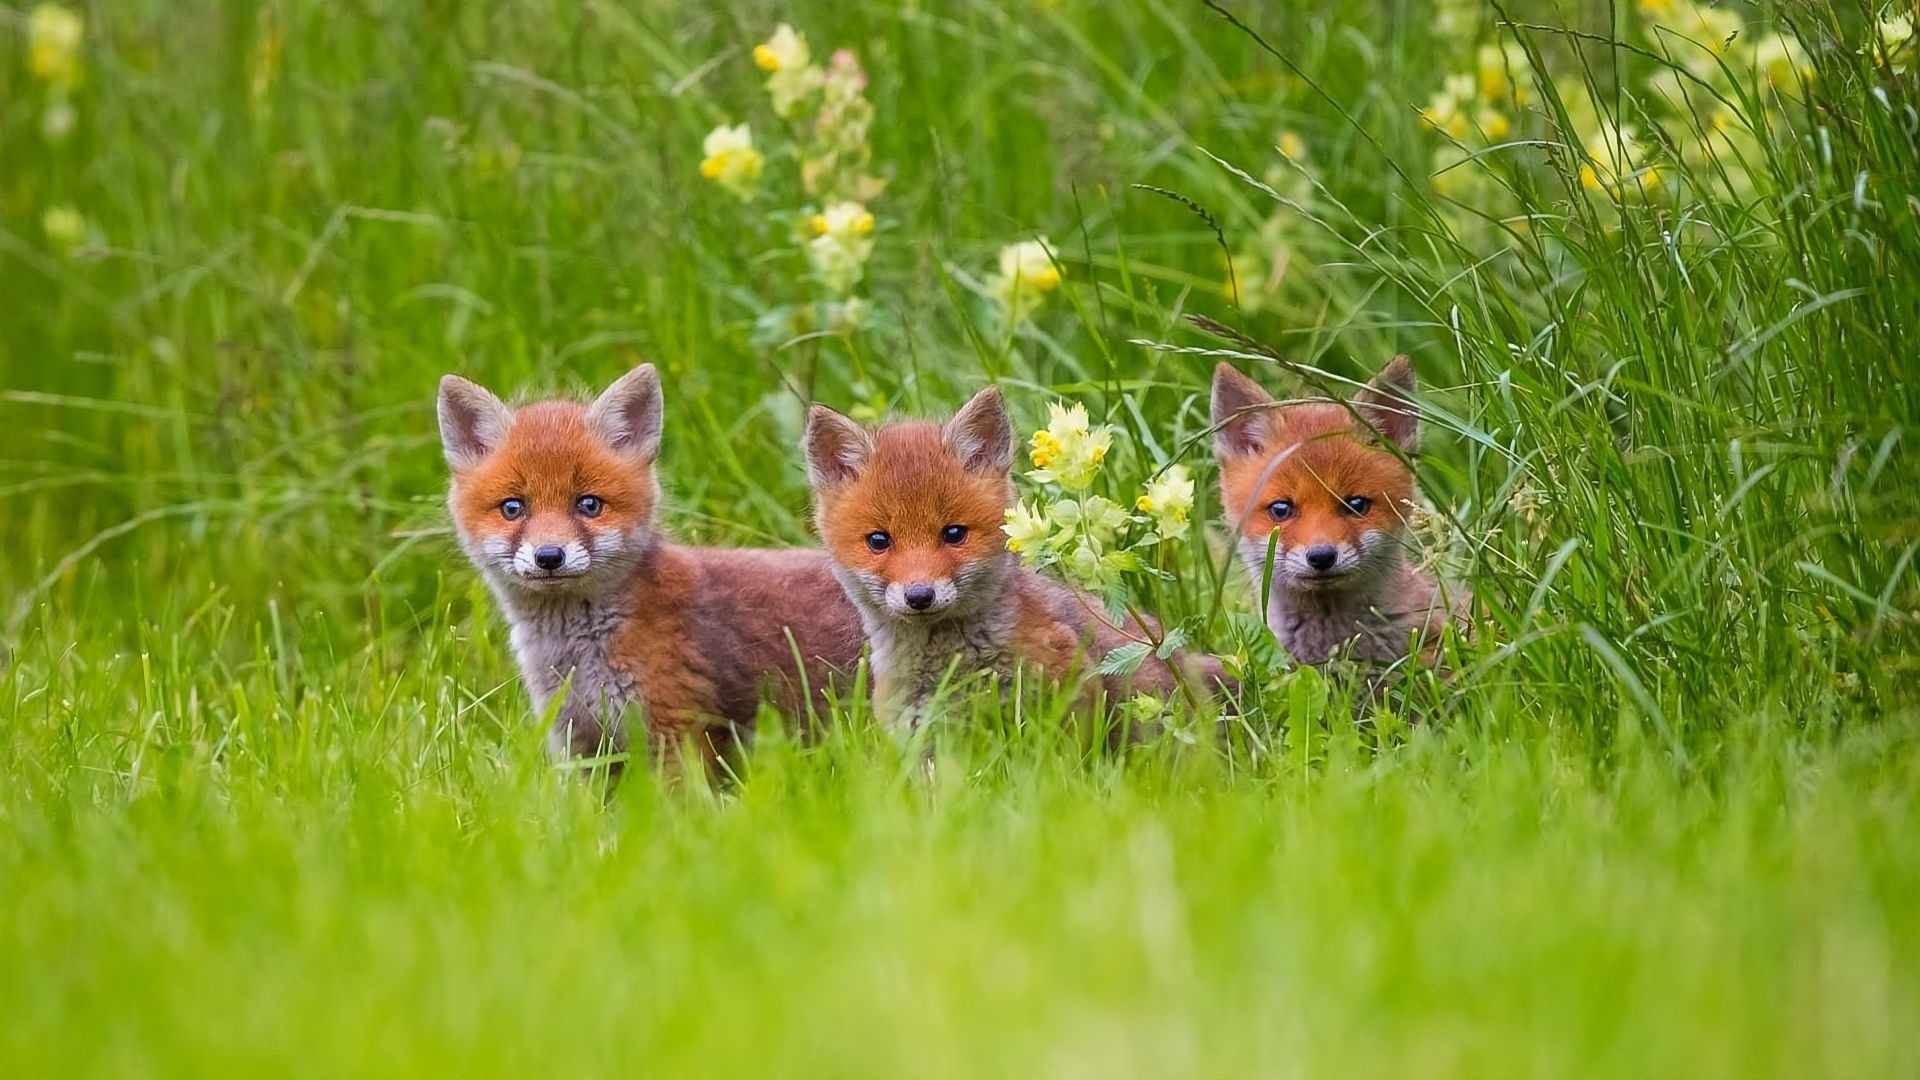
left=941, top=524, right=969, bottom=546
left=500, top=498, right=526, bottom=521
left=1267, top=499, right=1295, bottom=522
left=866, top=531, right=892, bottom=553
left=1343, top=495, right=1373, bottom=516
left=575, top=495, right=604, bottom=518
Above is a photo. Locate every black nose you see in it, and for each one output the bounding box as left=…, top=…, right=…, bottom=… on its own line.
left=1305, top=545, right=1338, bottom=571
left=533, top=545, right=565, bottom=571
left=903, top=584, right=936, bottom=611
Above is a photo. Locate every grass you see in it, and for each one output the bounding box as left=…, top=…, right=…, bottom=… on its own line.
left=2, top=0, right=1917, bottom=1074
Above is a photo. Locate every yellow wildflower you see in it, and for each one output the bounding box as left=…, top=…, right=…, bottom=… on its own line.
left=1029, top=430, right=1062, bottom=469
left=698, top=123, right=764, bottom=199
left=987, top=238, right=1063, bottom=323
left=804, top=200, right=877, bottom=295
left=1475, top=42, right=1532, bottom=106
left=1026, top=402, right=1113, bottom=492
left=29, top=4, right=84, bottom=90
left=1751, top=33, right=1814, bottom=92
left=755, top=23, right=809, bottom=71
left=1137, top=465, right=1195, bottom=542
left=1419, top=74, right=1475, bottom=140
left=757, top=24, right=824, bottom=116
left=1875, top=10, right=1915, bottom=73
left=1277, top=130, right=1306, bottom=159
left=1002, top=500, right=1053, bottom=557
left=1476, top=108, right=1511, bottom=140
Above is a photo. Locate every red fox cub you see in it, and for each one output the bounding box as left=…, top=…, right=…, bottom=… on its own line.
left=438, top=364, right=861, bottom=774
left=1212, top=356, right=1465, bottom=666
left=802, top=386, right=1220, bottom=729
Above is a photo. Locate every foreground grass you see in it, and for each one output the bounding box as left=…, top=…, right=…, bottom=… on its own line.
left=4, top=631, right=1917, bottom=1076
left=2, top=0, right=1918, bottom=1073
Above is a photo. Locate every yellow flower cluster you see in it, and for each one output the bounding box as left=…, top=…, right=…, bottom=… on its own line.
left=1418, top=2, right=1825, bottom=211
left=1026, top=402, right=1111, bottom=491
left=753, top=23, right=823, bottom=117
left=803, top=200, right=878, bottom=295
left=987, top=239, right=1063, bottom=325
left=700, top=24, right=890, bottom=329
left=1421, top=42, right=1531, bottom=145
left=1003, top=402, right=1196, bottom=597
left=1135, top=465, right=1195, bottom=543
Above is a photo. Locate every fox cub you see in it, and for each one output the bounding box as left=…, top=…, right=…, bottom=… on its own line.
left=803, top=386, right=1220, bottom=728
left=1212, top=356, right=1465, bottom=666
left=439, top=364, right=861, bottom=773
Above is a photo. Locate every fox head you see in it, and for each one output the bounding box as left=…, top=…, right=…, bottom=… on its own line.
left=803, top=387, right=1016, bottom=623
left=438, top=364, right=664, bottom=597
left=1212, top=356, right=1420, bottom=595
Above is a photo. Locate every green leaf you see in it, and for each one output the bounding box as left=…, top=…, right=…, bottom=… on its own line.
left=1095, top=641, right=1152, bottom=676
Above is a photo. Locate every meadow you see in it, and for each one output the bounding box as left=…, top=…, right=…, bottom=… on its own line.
left=2, top=0, right=1918, bottom=1075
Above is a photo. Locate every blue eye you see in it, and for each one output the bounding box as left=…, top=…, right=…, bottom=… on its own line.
left=500, top=498, right=526, bottom=521
left=575, top=495, right=604, bottom=518
left=866, top=532, right=892, bottom=553
left=941, top=524, right=969, bottom=545
left=1267, top=500, right=1295, bottom=522
left=1343, top=496, right=1372, bottom=516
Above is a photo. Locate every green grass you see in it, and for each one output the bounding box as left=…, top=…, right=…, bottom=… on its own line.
left=2, top=0, right=1917, bottom=1074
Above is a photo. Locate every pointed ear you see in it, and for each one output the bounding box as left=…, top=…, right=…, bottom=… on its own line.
left=802, top=404, right=874, bottom=490
left=438, top=374, right=515, bottom=470
left=586, top=363, right=664, bottom=459
left=1354, top=355, right=1417, bottom=451
left=943, top=385, right=1014, bottom=476
left=1211, top=363, right=1274, bottom=459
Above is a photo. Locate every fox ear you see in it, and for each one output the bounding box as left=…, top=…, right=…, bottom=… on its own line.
left=438, top=375, right=514, bottom=470
left=1354, top=355, right=1417, bottom=451
left=587, top=363, right=664, bottom=459
left=1211, top=363, right=1274, bottom=460
left=803, top=404, right=874, bottom=490
left=943, top=385, right=1014, bottom=476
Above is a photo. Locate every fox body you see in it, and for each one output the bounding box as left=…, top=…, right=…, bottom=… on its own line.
left=438, top=364, right=861, bottom=770
left=1212, top=356, right=1463, bottom=665
left=803, top=387, right=1216, bottom=725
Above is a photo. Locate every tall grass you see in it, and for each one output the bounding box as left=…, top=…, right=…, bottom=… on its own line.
left=1, top=0, right=1916, bottom=1074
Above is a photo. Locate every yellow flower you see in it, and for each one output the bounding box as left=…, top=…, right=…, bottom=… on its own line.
left=1002, top=500, right=1053, bottom=557
left=42, top=205, right=87, bottom=252
left=756, top=24, right=809, bottom=71
left=1277, top=130, right=1306, bottom=159
left=1029, top=430, right=1062, bottom=469
left=1477, top=108, right=1511, bottom=140
left=804, top=200, right=877, bottom=295
left=698, top=123, right=764, bottom=198
left=29, top=4, right=85, bottom=90
left=1475, top=43, right=1531, bottom=106
left=1419, top=74, right=1475, bottom=140
left=1137, top=465, right=1195, bottom=541
left=987, top=239, right=1062, bottom=323
left=1026, top=402, right=1114, bottom=492
left=1875, top=11, right=1914, bottom=73
left=757, top=24, right=824, bottom=116
left=1752, top=33, right=1814, bottom=92
left=1580, top=121, right=1660, bottom=201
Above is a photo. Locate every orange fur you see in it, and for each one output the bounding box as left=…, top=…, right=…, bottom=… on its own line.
left=804, top=389, right=1227, bottom=730
left=1212, top=356, right=1466, bottom=665
left=441, top=366, right=862, bottom=776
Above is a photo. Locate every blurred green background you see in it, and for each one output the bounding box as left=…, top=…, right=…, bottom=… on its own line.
left=2, top=0, right=1916, bottom=1075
